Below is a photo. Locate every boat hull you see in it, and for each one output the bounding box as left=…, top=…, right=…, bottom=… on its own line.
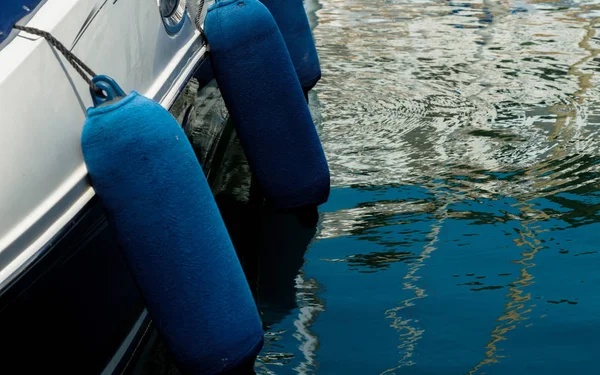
left=0, top=0, right=227, bottom=372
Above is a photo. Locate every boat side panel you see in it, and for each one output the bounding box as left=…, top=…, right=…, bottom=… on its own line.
left=0, top=198, right=145, bottom=374
left=0, top=0, right=204, bottom=292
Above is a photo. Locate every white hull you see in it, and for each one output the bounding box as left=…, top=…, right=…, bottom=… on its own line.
left=0, top=0, right=208, bottom=291
left=0, top=1, right=222, bottom=372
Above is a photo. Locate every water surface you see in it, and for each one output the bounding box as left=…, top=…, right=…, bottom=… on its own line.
left=256, top=0, right=600, bottom=373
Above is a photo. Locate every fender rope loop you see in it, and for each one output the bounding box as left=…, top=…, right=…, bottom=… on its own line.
left=13, top=25, right=101, bottom=93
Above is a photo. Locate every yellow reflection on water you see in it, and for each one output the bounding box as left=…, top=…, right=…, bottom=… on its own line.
left=469, top=14, right=598, bottom=374
left=468, top=202, right=547, bottom=374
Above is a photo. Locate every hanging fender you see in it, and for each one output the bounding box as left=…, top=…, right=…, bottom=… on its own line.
left=204, top=0, right=330, bottom=210
left=81, top=75, right=264, bottom=375
left=258, top=0, right=322, bottom=93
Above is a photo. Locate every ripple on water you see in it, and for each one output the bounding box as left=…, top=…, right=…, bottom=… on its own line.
left=257, top=0, right=600, bottom=374
left=313, top=0, right=600, bottom=194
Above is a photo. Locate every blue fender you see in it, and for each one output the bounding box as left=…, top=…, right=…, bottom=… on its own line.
left=258, top=0, right=321, bottom=92
left=205, top=0, right=330, bottom=210
left=81, top=90, right=264, bottom=374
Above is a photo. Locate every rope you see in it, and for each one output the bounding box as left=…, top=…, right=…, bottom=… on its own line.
left=13, top=25, right=100, bottom=92
left=194, top=0, right=206, bottom=31
left=193, top=0, right=209, bottom=48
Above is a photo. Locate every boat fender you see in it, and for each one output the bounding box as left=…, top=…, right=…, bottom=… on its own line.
left=204, top=0, right=330, bottom=210
left=81, top=76, right=264, bottom=374
left=258, top=0, right=321, bottom=94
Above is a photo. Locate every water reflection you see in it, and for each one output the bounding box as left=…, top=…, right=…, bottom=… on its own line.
left=468, top=201, right=546, bottom=374
left=314, top=0, right=600, bottom=191
left=251, top=0, right=600, bottom=373
left=466, top=15, right=600, bottom=373
left=214, top=189, right=326, bottom=375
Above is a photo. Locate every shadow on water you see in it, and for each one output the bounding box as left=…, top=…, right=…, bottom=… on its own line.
left=215, top=194, right=318, bottom=329
left=215, top=191, right=326, bottom=375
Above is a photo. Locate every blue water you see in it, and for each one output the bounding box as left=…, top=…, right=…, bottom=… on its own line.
left=257, top=185, right=600, bottom=374
left=254, top=0, right=600, bottom=373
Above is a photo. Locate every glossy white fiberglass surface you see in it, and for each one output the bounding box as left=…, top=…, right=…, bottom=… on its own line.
left=0, top=0, right=206, bottom=290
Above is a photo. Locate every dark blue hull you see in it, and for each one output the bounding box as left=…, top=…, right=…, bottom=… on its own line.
left=0, top=197, right=149, bottom=374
